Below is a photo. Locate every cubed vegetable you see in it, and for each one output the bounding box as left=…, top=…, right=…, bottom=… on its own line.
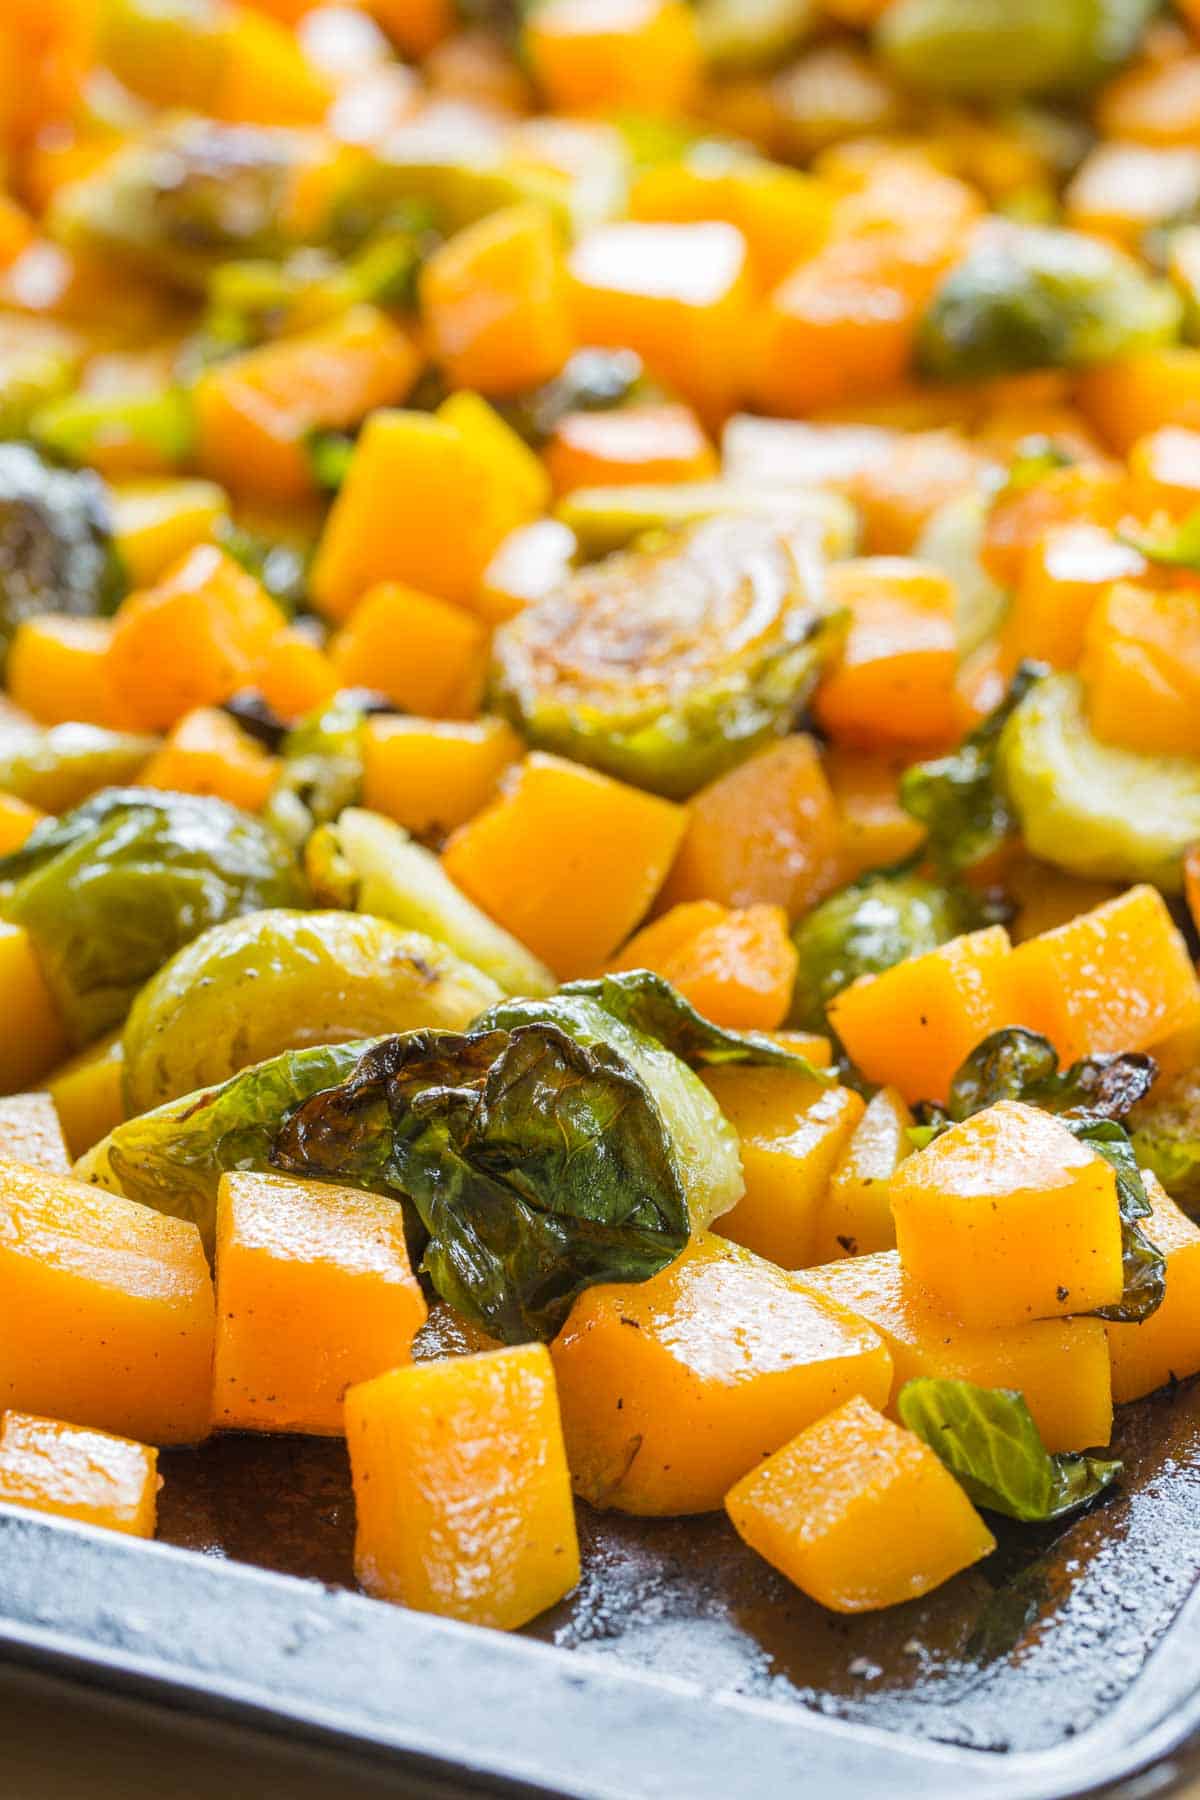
left=801, top=1249, right=1113, bottom=1452
left=47, top=1032, right=125, bottom=1160
left=141, top=707, right=280, bottom=813
left=345, top=1344, right=580, bottom=1629
left=815, top=1084, right=911, bottom=1261
left=610, top=902, right=798, bottom=1032
left=545, top=404, right=717, bottom=496
left=1079, top=348, right=1200, bottom=452
left=700, top=1068, right=865, bottom=1268
left=421, top=203, right=572, bottom=396
left=362, top=716, right=522, bottom=838
left=0, top=1409, right=158, bottom=1537
left=1106, top=1174, right=1200, bottom=1403
left=551, top=1232, right=893, bottom=1514
left=890, top=1100, right=1124, bottom=1327
left=331, top=581, right=491, bottom=720
left=0, top=1093, right=69, bottom=1173
left=0, top=923, right=68, bottom=1093
left=726, top=1394, right=995, bottom=1613
left=1081, top=583, right=1200, bottom=759
left=825, top=749, right=925, bottom=882
left=1127, top=426, right=1200, bottom=519
left=213, top=1171, right=427, bottom=1435
left=442, top=752, right=686, bottom=978
left=526, top=0, right=700, bottom=118
left=109, top=478, right=230, bottom=590
left=815, top=558, right=958, bottom=748
left=1001, top=524, right=1146, bottom=672
left=0, top=1162, right=213, bottom=1443
left=7, top=618, right=134, bottom=731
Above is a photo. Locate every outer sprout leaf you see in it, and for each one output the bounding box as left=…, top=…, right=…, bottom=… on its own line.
left=271, top=1025, right=691, bottom=1343
left=1065, top=1117, right=1165, bottom=1324
left=0, top=721, right=157, bottom=811
left=898, top=1379, right=1121, bottom=1522
left=1129, top=1061, right=1200, bottom=1210
left=554, top=968, right=833, bottom=1075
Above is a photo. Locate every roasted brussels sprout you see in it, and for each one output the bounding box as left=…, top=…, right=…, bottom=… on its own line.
left=878, top=0, right=1156, bottom=99
left=917, top=224, right=1181, bottom=382
left=263, top=690, right=381, bottom=848
left=557, top=481, right=857, bottom=559
left=1, top=790, right=308, bottom=1043
left=914, top=491, right=1009, bottom=657
left=492, top=514, right=842, bottom=799
left=1130, top=1061, right=1200, bottom=1212
left=122, top=909, right=504, bottom=1113
left=789, top=869, right=984, bottom=1032
left=307, top=808, right=556, bottom=999
left=997, top=673, right=1200, bottom=891
left=0, top=722, right=158, bottom=812
left=0, top=445, right=123, bottom=665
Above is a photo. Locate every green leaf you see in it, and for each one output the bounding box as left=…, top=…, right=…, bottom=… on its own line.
left=271, top=1025, right=691, bottom=1343
left=263, top=690, right=380, bottom=849
left=1064, top=1117, right=1165, bottom=1324
left=1122, top=508, right=1200, bottom=571
left=555, top=968, right=833, bottom=1075
left=901, top=661, right=1046, bottom=871
left=0, top=789, right=308, bottom=1044
left=306, top=429, right=356, bottom=493
left=897, top=1378, right=1121, bottom=1522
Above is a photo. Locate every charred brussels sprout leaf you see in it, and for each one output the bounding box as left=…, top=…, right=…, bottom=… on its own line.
left=553, top=969, right=832, bottom=1075
left=1130, top=1063, right=1200, bottom=1211
left=1071, top=1118, right=1166, bottom=1324
left=264, top=690, right=394, bottom=848
left=997, top=672, right=1200, bottom=891
left=917, top=225, right=1181, bottom=383
left=77, top=1040, right=377, bottom=1253
left=122, top=909, right=503, bottom=1113
left=879, top=0, right=1157, bottom=101
left=491, top=514, right=840, bottom=799
left=0, top=444, right=123, bottom=663
left=0, top=790, right=308, bottom=1043
left=789, top=869, right=987, bottom=1032
left=272, top=1026, right=691, bottom=1344
left=901, top=662, right=1045, bottom=873
left=898, top=1380, right=1121, bottom=1523
left=0, top=722, right=157, bottom=812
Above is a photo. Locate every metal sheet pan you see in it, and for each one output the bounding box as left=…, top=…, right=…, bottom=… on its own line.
left=4, top=1374, right=1200, bottom=1797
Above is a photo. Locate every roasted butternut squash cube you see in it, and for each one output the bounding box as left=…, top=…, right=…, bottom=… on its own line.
left=815, top=1085, right=910, bottom=1262
left=890, top=1101, right=1123, bottom=1328
left=1008, top=886, right=1200, bottom=1065
left=140, top=706, right=280, bottom=813
left=47, top=1032, right=124, bottom=1161
left=725, top=1395, right=995, bottom=1613
left=442, top=752, right=685, bottom=978
left=700, top=1068, right=865, bottom=1269
left=526, top=0, right=700, bottom=119
left=0, top=1410, right=158, bottom=1537
left=213, top=1172, right=427, bottom=1436
left=8, top=616, right=134, bottom=730
left=1001, top=524, right=1146, bottom=672
left=253, top=626, right=339, bottom=723
left=815, top=559, right=958, bottom=750
left=1106, top=1174, right=1200, bottom=1404
left=551, top=1233, right=893, bottom=1515
left=828, top=925, right=1015, bottom=1107
left=825, top=747, right=925, bottom=882
left=545, top=403, right=716, bottom=496
left=332, top=581, right=491, bottom=720
left=421, top=202, right=572, bottom=397
left=1082, top=583, right=1200, bottom=759
left=345, top=1344, right=579, bottom=1630
left=0, top=923, right=69, bottom=1094
left=801, top=1250, right=1113, bottom=1453
left=1079, top=348, right=1200, bottom=452
left=362, top=715, right=522, bottom=839
left=0, top=1163, right=213, bottom=1443
left=1128, top=425, right=1200, bottom=519
left=0, top=1093, right=68, bottom=1173
left=109, top=477, right=230, bottom=589
left=610, top=901, right=797, bottom=1032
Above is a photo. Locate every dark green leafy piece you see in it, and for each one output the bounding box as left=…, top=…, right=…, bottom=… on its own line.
left=0, top=444, right=124, bottom=664
left=0, top=789, right=308, bottom=1043
left=552, top=968, right=831, bottom=1074
left=272, top=1026, right=691, bottom=1343
left=263, top=690, right=395, bottom=848
left=788, top=868, right=989, bottom=1032
left=901, top=661, right=1045, bottom=872
left=1068, top=1118, right=1165, bottom=1324
left=307, top=430, right=356, bottom=492
left=898, top=1379, right=1121, bottom=1522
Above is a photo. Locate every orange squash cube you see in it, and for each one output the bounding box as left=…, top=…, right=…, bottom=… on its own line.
left=629, top=158, right=832, bottom=291
left=801, top=1250, right=1113, bottom=1453
left=109, top=478, right=230, bottom=591
left=140, top=707, right=280, bottom=812
left=815, top=1084, right=910, bottom=1262
left=567, top=220, right=751, bottom=424
left=1065, top=143, right=1200, bottom=250
left=0, top=1410, right=158, bottom=1538
left=213, top=1172, right=427, bottom=1436
left=1106, top=1174, right=1200, bottom=1403
left=545, top=403, right=716, bottom=496
left=725, top=1395, right=995, bottom=1613
left=980, top=462, right=1128, bottom=588
left=1001, top=525, right=1147, bottom=672
left=815, top=558, right=958, bottom=748
left=481, top=518, right=577, bottom=620
left=659, top=735, right=841, bottom=920
left=345, top=1344, right=580, bottom=1629
left=609, top=901, right=798, bottom=1032
left=0, top=792, right=45, bottom=854
left=421, top=203, right=572, bottom=396
left=700, top=1068, right=865, bottom=1269
left=442, top=752, right=685, bottom=977
left=362, top=715, right=522, bottom=838
left=46, top=1032, right=124, bottom=1162
left=1128, top=425, right=1200, bottom=518
left=0, top=923, right=68, bottom=1093
left=332, top=581, right=491, bottom=720
left=844, top=431, right=994, bottom=558
left=1008, top=886, right=1200, bottom=1065
left=890, top=1100, right=1124, bottom=1328
left=829, top=925, right=1015, bottom=1107
left=310, top=404, right=548, bottom=620
left=526, top=0, right=700, bottom=117
left=825, top=748, right=925, bottom=882
left=1096, top=51, right=1200, bottom=148
left=253, top=627, right=340, bottom=722
left=195, top=305, right=420, bottom=503
left=213, top=9, right=332, bottom=124
left=1079, top=349, right=1200, bottom=452
left=7, top=616, right=134, bottom=730
left=1081, top=582, right=1200, bottom=758
left=0, top=1162, right=213, bottom=1443
left=106, top=545, right=287, bottom=732
left=551, top=1233, right=893, bottom=1515
left=0, top=1093, right=69, bottom=1173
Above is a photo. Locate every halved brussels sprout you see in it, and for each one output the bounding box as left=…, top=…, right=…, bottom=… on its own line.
left=878, top=0, right=1156, bottom=99
left=1, top=790, right=308, bottom=1043
left=1130, top=1061, right=1200, bottom=1212
left=122, top=909, right=503, bottom=1113
left=914, top=491, right=1009, bottom=657
left=997, top=673, right=1200, bottom=892
left=307, top=808, right=555, bottom=999
left=0, top=444, right=124, bottom=664
left=492, top=514, right=842, bottom=799
left=557, top=481, right=857, bottom=559
left=789, top=869, right=984, bottom=1032
left=0, top=722, right=158, bottom=812
left=917, top=224, right=1181, bottom=383
left=32, top=388, right=196, bottom=474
